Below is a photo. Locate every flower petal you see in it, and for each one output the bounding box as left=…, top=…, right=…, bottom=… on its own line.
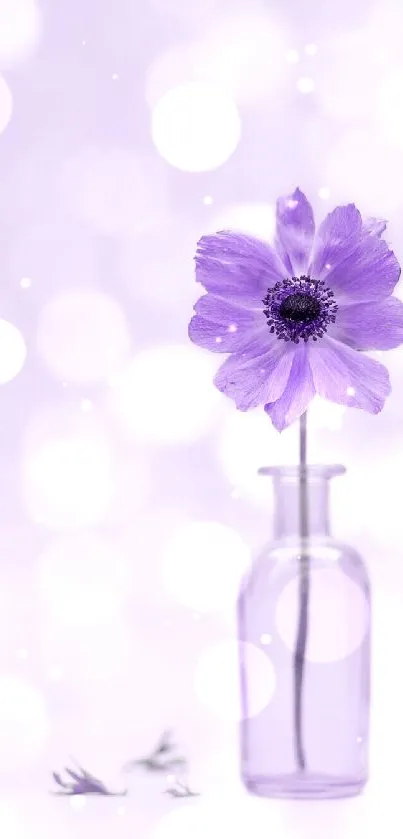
left=214, top=340, right=295, bottom=411
left=323, top=232, right=401, bottom=303
left=309, top=204, right=362, bottom=279
left=264, top=344, right=315, bottom=432
left=194, top=293, right=264, bottom=327
left=329, top=296, right=403, bottom=350
left=195, top=231, right=287, bottom=307
left=362, top=217, right=387, bottom=237
left=189, top=295, right=265, bottom=353
left=276, top=187, right=315, bottom=275
left=308, top=336, right=391, bottom=414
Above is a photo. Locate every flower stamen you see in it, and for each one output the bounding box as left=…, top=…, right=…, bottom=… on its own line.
left=262, top=274, right=338, bottom=343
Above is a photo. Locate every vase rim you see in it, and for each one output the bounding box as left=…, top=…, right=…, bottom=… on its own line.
left=258, top=464, right=346, bottom=479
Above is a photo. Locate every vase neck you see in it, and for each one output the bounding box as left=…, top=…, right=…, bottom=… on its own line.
left=259, top=465, right=346, bottom=540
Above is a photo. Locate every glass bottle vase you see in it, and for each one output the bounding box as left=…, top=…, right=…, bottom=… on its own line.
left=238, top=465, right=371, bottom=800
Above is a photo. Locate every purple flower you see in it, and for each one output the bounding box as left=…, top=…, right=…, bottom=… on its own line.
left=189, top=188, right=403, bottom=430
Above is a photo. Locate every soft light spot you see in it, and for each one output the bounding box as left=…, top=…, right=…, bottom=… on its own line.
left=22, top=432, right=113, bottom=529
left=193, top=640, right=276, bottom=721
left=0, top=0, right=42, bottom=64
left=112, top=73, right=118, bottom=80
left=305, top=43, right=318, bottom=56
left=146, top=14, right=286, bottom=107
left=0, top=76, right=13, bottom=133
left=286, top=199, right=298, bottom=209
left=20, top=276, right=32, bottom=288
left=111, top=344, right=222, bottom=445
left=260, top=633, right=272, bottom=645
left=376, top=74, right=403, bottom=150
left=151, top=82, right=241, bottom=172
left=0, top=320, right=26, bottom=383
left=37, top=290, right=131, bottom=384
left=203, top=195, right=213, bottom=205
left=228, top=324, right=237, bottom=333
left=215, top=336, right=222, bottom=343
left=275, top=568, right=369, bottom=662
left=285, top=49, right=299, bottom=63
left=38, top=535, right=133, bottom=625
left=145, top=43, right=208, bottom=108
left=162, top=521, right=251, bottom=614
left=16, top=648, right=28, bottom=660
left=347, top=386, right=356, bottom=396
left=70, top=796, right=86, bottom=810
left=209, top=202, right=275, bottom=242
left=0, top=676, right=49, bottom=770
left=318, top=186, right=330, bottom=199
left=297, top=76, right=315, bottom=93
left=325, top=263, right=332, bottom=270
left=80, top=398, right=93, bottom=413
left=323, top=128, right=403, bottom=214
left=309, top=395, right=346, bottom=431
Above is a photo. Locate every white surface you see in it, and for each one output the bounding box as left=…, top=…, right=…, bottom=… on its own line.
left=0, top=766, right=394, bottom=838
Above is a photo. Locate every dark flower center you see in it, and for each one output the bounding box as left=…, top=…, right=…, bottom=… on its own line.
left=262, top=275, right=338, bottom=344
left=278, top=292, right=321, bottom=324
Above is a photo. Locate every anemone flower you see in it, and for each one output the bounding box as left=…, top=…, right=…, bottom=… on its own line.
left=189, top=188, right=403, bottom=431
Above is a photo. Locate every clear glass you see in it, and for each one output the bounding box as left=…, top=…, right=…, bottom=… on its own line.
left=238, top=465, right=371, bottom=800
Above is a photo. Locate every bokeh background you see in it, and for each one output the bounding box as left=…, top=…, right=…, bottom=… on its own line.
left=0, top=0, right=402, bottom=836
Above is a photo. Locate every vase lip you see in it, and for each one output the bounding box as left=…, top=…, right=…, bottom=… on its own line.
left=258, top=464, right=346, bottom=479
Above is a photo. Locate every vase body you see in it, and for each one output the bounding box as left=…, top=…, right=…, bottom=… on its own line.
left=238, top=465, right=371, bottom=800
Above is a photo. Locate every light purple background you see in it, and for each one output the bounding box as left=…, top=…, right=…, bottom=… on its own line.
left=0, top=0, right=402, bottom=836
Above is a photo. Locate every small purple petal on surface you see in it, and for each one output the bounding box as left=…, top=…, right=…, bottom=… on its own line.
left=264, top=344, right=315, bottom=431
left=309, top=204, right=362, bottom=279
left=195, top=231, right=287, bottom=306
left=276, top=187, right=315, bottom=275
left=65, top=768, right=82, bottom=782
left=51, top=763, right=126, bottom=796
left=214, top=340, right=295, bottom=411
left=309, top=336, right=391, bottom=413
left=53, top=772, right=67, bottom=788
left=189, top=295, right=265, bottom=353
left=362, top=217, right=387, bottom=236
left=325, top=232, right=401, bottom=303
left=155, top=732, right=173, bottom=754
left=329, top=296, right=403, bottom=350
